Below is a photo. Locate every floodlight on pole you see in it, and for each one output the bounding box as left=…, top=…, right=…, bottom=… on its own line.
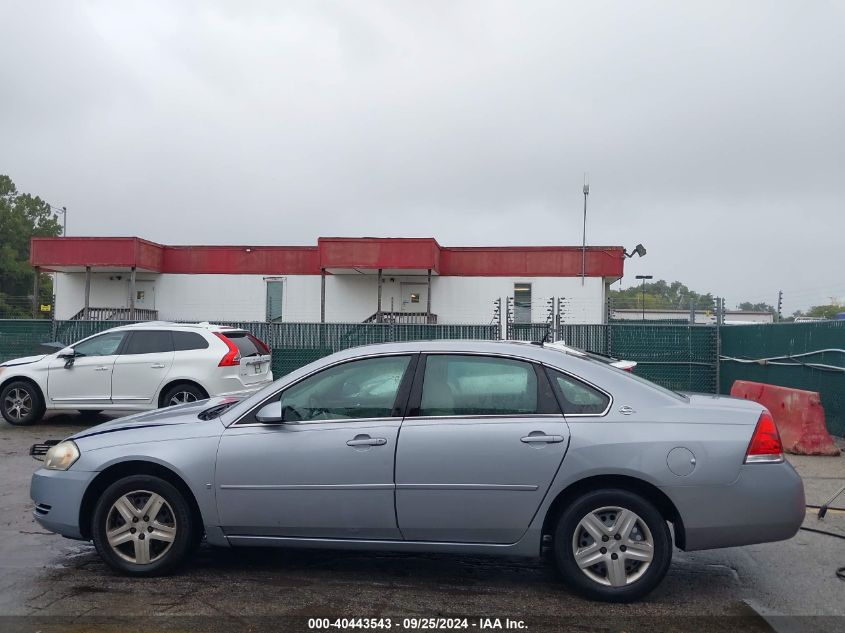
left=635, top=274, right=653, bottom=321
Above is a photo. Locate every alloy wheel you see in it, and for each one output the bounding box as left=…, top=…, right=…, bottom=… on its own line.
left=571, top=505, right=654, bottom=587
left=3, top=387, right=32, bottom=421
left=105, top=490, right=177, bottom=565
left=169, top=391, right=198, bottom=406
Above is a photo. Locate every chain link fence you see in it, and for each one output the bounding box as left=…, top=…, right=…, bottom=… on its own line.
left=0, top=320, right=54, bottom=361
left=2, top=318, right=841, bottom=435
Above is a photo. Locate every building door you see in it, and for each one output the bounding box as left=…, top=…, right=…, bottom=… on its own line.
left=133, top=281, right=156, bottom=310
left=400, top=283, right=428, bottom=313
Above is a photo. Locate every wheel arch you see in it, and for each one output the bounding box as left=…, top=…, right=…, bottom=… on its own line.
left=156, top=379, right=209, bottom=408
left=78, top=460, right=204, bottom=542
left=0, top=374, right=46, bottom=411
left=541, top=474, right=686, bottom=550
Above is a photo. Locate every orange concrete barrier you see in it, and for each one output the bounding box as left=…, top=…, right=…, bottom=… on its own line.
left=730, top=381, right=841, bottom=456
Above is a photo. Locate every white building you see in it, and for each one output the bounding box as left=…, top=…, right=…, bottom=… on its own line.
left=31, top=236, right=627, bottom=325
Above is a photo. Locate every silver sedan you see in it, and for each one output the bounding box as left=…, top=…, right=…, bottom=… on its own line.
left=30, top=340, right=804, bottom=602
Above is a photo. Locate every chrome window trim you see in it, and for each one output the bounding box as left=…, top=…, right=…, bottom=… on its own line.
left=402, top=413, right=564, bottom=422
left=230, top=351, right=416, bottom=427
left=541, top=362, right=613, bottom=418
left=232, top=416, right=403, bottom=428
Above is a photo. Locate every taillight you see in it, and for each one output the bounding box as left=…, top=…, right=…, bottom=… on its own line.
left=213, top=332, right=241, bottom=367
left=744, top=410, right=784, bottom=463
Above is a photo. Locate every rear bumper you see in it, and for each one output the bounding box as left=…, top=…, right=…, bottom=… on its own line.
left=663, top=460, right=805, bottom=551
left=30, top=468, right=96, bottom=540
left=208, top=374, right=273, bottom=398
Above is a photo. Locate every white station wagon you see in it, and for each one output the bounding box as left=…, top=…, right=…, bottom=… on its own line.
left=0, top=322, right=273, bottom=425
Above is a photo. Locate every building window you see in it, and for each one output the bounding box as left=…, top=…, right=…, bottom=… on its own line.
left=514, top=283, right=532, bottom=324
left=266, top=280, right=284, bottom=323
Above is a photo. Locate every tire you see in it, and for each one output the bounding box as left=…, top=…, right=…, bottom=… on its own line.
left=553, top=489, right=672, bottom=602
left=92, top=475, right=194, bottom=576
left=0, top=380, right=45, bottom=426
left=161, top=383, right=207, bottom=408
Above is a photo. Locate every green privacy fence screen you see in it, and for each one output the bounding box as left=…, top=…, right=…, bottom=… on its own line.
left=558, top=323, right=718, bottom=393
left=719, top=321, right=845, bottom=436
left=1, top=319, right=841, bottom=436
left=0, top=320, right=54, bottom=363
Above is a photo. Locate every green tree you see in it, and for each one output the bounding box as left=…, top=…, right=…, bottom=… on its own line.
left=610, top=280, right=715, bottom=311
left=737, top=301, right=775, bottom=313
left=0, top=175, right=62, bottom=317
left=805, top=303, right=843, bottom=320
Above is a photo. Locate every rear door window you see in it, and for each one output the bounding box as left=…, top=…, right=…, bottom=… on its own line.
left=122, top=331, right=174, bottom=355
left=419, top=355, right=539, bottom=417
left=172, top=331, right=209, bottom=351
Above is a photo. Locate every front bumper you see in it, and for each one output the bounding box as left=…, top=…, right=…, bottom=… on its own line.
left=663, top=460, right=806, bottom=551
left=30, top=468, right=97, bottom=540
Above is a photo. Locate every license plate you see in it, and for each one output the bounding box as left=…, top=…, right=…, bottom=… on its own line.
left=253, top=363, right=262, bottom=374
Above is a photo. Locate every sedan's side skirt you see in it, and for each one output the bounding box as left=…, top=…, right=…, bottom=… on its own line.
left=224, top=531, right=543, bottom=558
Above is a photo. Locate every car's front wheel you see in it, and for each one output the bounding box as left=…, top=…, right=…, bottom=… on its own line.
left=92, top=475, right=194, bottom=576
left=553, top=489, right=672, bottom=602
left=0, top=380, right=45, bottom=426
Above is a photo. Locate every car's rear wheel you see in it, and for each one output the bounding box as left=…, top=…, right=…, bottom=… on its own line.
left=553, top=489, right=672, bottom=602
left=161, top=383, right=206, bottom=408
left=92, top=475, right=194, bottom=576
left=1, top=380, right=45, bottom=426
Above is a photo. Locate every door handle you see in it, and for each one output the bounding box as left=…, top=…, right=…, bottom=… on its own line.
left=346, top=436, right=387, bottom=447
left=94, top=366, right=110, bottom=372
left=150, top=363, right=166, bottom=369
left=521, top=433, right=564, bottom=444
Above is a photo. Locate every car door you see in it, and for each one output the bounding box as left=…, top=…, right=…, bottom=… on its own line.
left=215, top=354, right=417, bottom=540
left=111, top=330, right=175, bottom=406
left=395, top=354, right=569, bottom=544
left=47, top=331, right=127, bottom=404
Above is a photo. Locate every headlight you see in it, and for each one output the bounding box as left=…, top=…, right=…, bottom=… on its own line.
left=43, top=440, right=80, bottom=471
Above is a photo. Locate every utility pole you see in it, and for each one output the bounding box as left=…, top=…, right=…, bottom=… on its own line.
left=581, top=175, right=589, bottom=286
left=777, top=290, right=783, bottom=322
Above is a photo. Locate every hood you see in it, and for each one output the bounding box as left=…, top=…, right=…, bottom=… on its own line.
left=70, top=396, right=242, bottom=441
left=1, top=354, right=47, bottom=367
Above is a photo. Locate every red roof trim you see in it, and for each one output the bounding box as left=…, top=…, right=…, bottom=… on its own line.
left=30, top=237, right=624, bottom=278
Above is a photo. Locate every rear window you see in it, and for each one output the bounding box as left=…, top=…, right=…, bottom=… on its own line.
left=172, top=331, right=209, bottom=351
left=222, top=331, right=269, bottom=357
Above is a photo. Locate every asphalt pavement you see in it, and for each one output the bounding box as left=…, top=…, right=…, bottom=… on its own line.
left=1, top=412, right=842, bottom=633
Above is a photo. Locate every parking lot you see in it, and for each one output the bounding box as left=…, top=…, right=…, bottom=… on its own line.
left=0, top=413, right=842, bottom=633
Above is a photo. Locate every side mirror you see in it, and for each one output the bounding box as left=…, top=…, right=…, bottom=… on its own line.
left=255, top=401, right=283, bottom=424
left=57, top=347, right=75, bottom=358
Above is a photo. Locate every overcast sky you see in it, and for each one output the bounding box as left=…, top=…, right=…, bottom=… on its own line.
left=1, top=0, right=843, bottom=314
